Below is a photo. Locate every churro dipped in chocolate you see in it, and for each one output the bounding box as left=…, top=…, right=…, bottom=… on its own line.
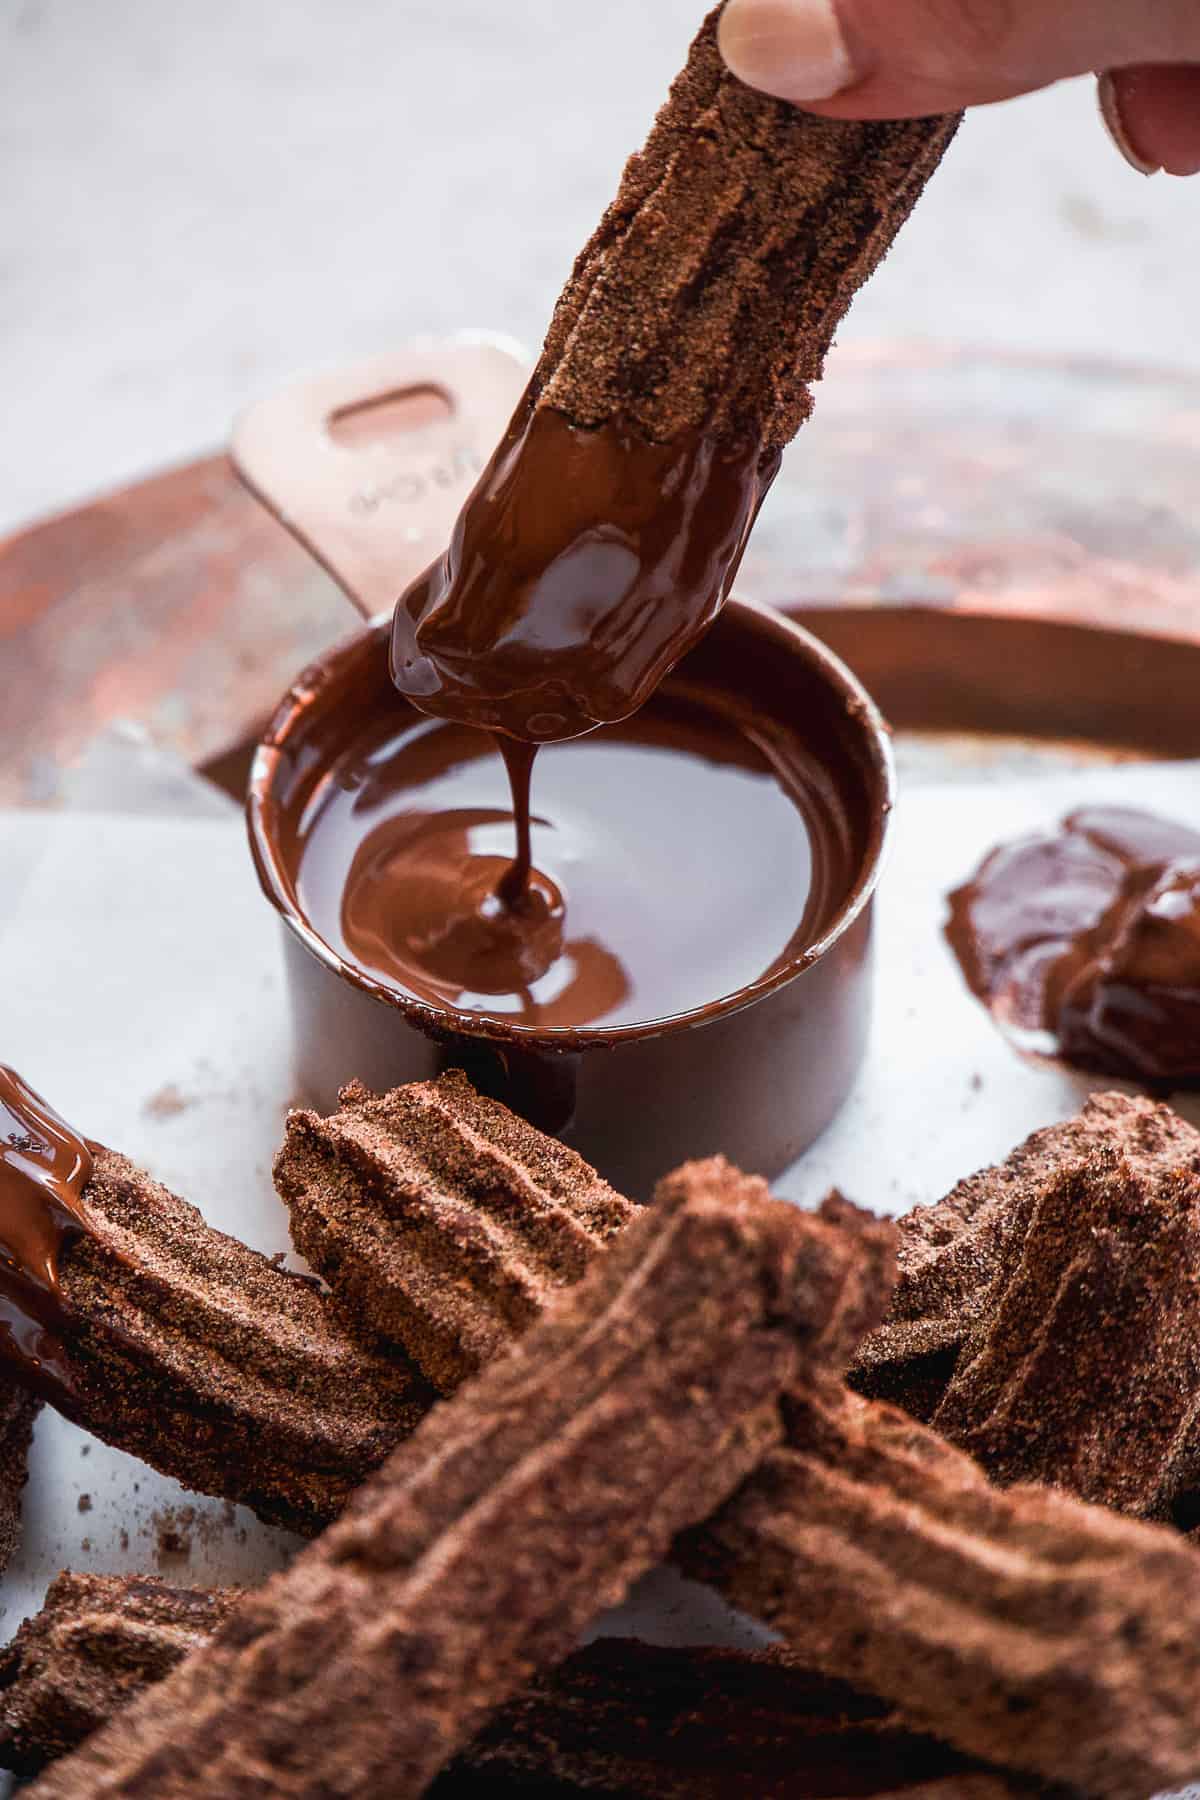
left=0, top=1067, right=434, bottom=1536
left=27, top=1161, right=893, bottom=1800
left=680, top=1382, right=1200, bottom=1799
left=391, top=7, right=959, bottom=744
left=0, top=1384, right=39, bottom=1575
left=0, top=1582, right=1048, bottom=1800
left=275, top=1071, right=636, bottom=1393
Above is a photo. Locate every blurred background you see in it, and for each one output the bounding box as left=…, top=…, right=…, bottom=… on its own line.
left=3, top=0, right=1197, bottom=536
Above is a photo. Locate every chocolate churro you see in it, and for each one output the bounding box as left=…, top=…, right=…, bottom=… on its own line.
left=27, top=1161, right=892, bottom=1799
left=0, top=1066, right=434, bottom=1535
left=931, top=1137, right=1200, bottom=1517
left=441, top=1637, right=1052, bottom=1800
left=392, top=8, right=960, bottom=745
left=275, top=1071, right=635, bottom=1393
left=850, top=1091, right=1200, bottom=1417
left=0, top=1581, right=1048, bottom=1799
left=0, top=1384, right=39, bottom=1574
left=681, top=1381, right=1200, bottom=1799
left=0, top=1573, right=242, bottom=1777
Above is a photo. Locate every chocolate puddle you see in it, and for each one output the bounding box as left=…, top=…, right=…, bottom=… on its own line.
left=0, top=1067, right=94, bottom=1404
left=291, top=686, right=838, bottom=1032
left=947, top=805, right=1200, bottom=1084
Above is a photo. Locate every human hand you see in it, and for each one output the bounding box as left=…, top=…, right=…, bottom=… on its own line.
left=717, top=0, right=1200, bottom=176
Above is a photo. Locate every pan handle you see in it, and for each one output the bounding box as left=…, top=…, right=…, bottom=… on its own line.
left=231, top=334, right=529, bottom=620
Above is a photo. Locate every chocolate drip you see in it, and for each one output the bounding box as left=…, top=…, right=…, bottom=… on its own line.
left=296, top=689, right=829, bottom=1031
left=494, top=735, right=537, bottom=908
left=946, top=806, right=1200, bottom=1084
left=387, top=10, right=956, bottom=990
left=0, top=1067, right=94, bottom=1405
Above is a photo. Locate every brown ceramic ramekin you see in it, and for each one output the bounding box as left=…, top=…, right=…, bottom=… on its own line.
left=247, top=598, right=893, bottom=1197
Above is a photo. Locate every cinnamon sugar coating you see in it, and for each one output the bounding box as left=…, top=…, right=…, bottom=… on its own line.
left=681, top=1381, right=1200, bottom=1799
left=0, top=1577, right=1048, bottom=1798
left=932, top=1141, right=1200, bottom=1516
left=49, top=1147, right=434, bottom=1534
left=534, top=7, right=959, bottom=453
left=27, top=1166, right=891, bottom=1799
left=276, top=1071, right=635, bottom=1393
left=0, top=1573, right=242, bottom=1777
left=440, top=1636, right=1052, bottom=1800
left=0, top=1385, right=39, bottom=1574
left=852, top=1087, right=1200, bottom=1425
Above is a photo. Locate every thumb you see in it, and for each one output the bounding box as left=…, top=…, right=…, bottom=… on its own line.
left=717, top=0, right=1200, bottom=139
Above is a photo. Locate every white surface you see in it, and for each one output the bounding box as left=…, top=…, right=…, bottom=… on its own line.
left=3, top=0, right=1199, bottom=536
left=3, top=744, right=1200, bottom=1791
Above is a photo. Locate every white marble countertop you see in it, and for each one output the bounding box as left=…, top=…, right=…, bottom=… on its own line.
left=3, top=0, right=1198, bottom=537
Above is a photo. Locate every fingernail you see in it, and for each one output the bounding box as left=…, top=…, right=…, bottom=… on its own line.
left=1097, top=71, right=1161, bottom=176
left=718, top=0, right=855, bottom=104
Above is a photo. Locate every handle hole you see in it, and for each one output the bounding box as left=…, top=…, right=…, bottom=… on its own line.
left=329, top=384, right=453, bottom=448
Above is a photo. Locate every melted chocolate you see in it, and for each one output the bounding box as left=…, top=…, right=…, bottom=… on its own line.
left=0, top=1067, right=94, bottom=1403
left=293, top=687, right=835, bottom=1032
left=390, top=396, right=778, bottom=746
left=947, top=806, right=1200, bottom=1084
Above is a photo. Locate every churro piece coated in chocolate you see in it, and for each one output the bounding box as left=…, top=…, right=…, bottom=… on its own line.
left=947, top=807, right=1200, bottom=1083
left=275, top=1071, right=636, bottom=1393
left=0, top=1383, right=39, bottom=1575
left=392, top=9, right=959, bottom=742
left=681, top=1383, right=1200, bottom=1799
left=29, top=1163, right=893, bottom=1799
left=0, top=1066, right=434, bottom=1535
left=0, top=1581, right=1045, bottom=1800
left=850, top=1091, right=1200, bottom=1419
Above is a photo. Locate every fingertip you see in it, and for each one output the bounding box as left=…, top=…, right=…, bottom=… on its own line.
left=718, top=0, right=857, bottom=104
left=1099, top=65, right=1200, bottom=179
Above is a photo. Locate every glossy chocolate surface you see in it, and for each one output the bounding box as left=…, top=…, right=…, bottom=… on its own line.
left=0, top=1067, right=94, bottom=1404
left=947, top=806, right=1200, bottom=1084
left=251, top=605, right=890, bottom=1191
left=390, top=397, right=777, bottom=745
left=291, top=691, right=843, bottom=1032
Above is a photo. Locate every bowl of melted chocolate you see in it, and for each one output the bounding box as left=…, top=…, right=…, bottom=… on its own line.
left=248, top=598, right=891, bottom=1195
